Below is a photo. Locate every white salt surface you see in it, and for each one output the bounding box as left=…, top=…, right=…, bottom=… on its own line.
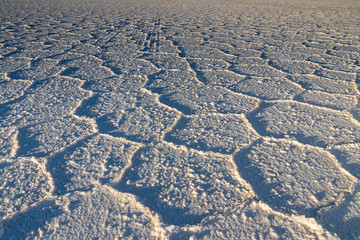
left=0, top=0, right=359, bottom=239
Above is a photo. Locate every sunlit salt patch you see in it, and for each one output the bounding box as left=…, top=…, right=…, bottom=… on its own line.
left=0, top=80, right=32, bottom=104
left=97, top=103, right=179, bottom=142
left=146, top=70, right=201, bottom=94
left=333, top=44, right=360, bottom=53
left=159, top=84, right=260, bottom=115
left=44, top=187, right=158, bottom=239
left=8, top=49, right=65, bottom=59
left=156, top=39, right=180, bottom=53
left=268, top=60, right=320, bottom=74
left=330, top=143, right=360, bottom=179
left=0, top=127, right=18, bottom=158
left=0, top=76, right=90, bottom=128
left=235, top=138, right=356, bottom=217
left=179, top=45, right=236, bottom=62
left=48, top=51, right=85, bottom=62
left=8, top=58, right=62, bottom=81
left=196, top=70, right=246, bottom=86
left=327, top=49, right=360, bottom=61
left=48, top=36, right=82, bottom=47
left=48, top=134, right=140, bottom=194
left=69, top=43, right=101, bottom=54
left=76, top=89, right=157, bottom=118
left=303, top=41, right=335, bottom=50
left=96, top=44, right=144, bottom=62
left=230, top=63, right=285, bottom=77
left=307, top=54, right=357, bottom=72
left=8, top=41, right=44, bottom=51
left=263, top=46, right=324, bottom=61
left=229, top=76, right=303, bottom=100
left=58, top=55, right=114, bottom=80
left=76, top=92, right=139, bottom=118
left=351, top=106, right=360, bottom=123
left=171, top=36, right=204, bottom=47
left=258, top=38, right=303, bottom=49
left=187, top=58, right=230, bottom=71
left=315, top=68, right=356, bottom=82
left=166, top=114, right=259, bottom=154
left=170, top=200, right=337, bottom=239
left=296, top=90, right=357, bottom=111
left=252, top=101, right=360, bottom=147
left=288, top=74, right=358, bottom=95
left=42, top=42, right=73, bottom=52
left=60, top=64, right=114, bottom=81
left=120, top=142, right=254, bottom=225
left=0, top=57, right=31, bottom=74
left=204, top=37, right=249, bottom=49
left=1, top=186, right=158, bottom=239
left=17, top=116, right=96, bottom=157
left=203, top=41, right=262, bottom=57
left=103, top=58, right=159, bottom=75
left=197, top=40, right=234, bottom=51
left=59, top=55, right=104, bottom=68
left=140, top=53, right=189, bottom=70
left=81, top=74, right=147, bottom=92
left=228, top=57, right=267, bottom=66
left=318, top=183, right=360, bottom=240
left=0, top=157, right=54, bottom=221
left=0, top=47, right=17, bottom=56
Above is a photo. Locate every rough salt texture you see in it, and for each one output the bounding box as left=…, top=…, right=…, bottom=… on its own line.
left=0, top=76, right=90, bottom=127
left=229, top=76, right=303, bottom=100
left=319, top=184, right=360, bottom=240
left=48, top=134, right=140, bottom=194
left=1, top=186, right=158, bottom=239
left=252, top=101, right=360, bottom=148
left=120, top=143, right=254, bottom=225
left=17, top=116, right=96, bottom=157
left=0, top=0, right=359, bottom=238
left=97, top=104, right=179, bottom=143
left=330, top=144, right=360, bottom=179
left=167, top=114, right=259, bottom=154
left=236, top=138, right=356, bottom=216
left=0, top=80, right=31, bottom=104
left=171, top=201, right=337, bottom=239
left=0, top=157, right=53, bottom=221
left=0, top=127, right=17, bottom=159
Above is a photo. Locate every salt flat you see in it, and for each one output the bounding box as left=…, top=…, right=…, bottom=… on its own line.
left=0, top=0, right=359, bottom=239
